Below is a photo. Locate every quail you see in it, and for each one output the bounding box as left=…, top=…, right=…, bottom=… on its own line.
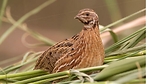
left=34, top=8, right=105, bottom=73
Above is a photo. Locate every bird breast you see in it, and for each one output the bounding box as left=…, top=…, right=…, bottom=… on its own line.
left=71, top=27, right=104, bottom=69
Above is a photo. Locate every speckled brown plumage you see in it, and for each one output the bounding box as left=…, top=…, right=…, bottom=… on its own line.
left=34, top=8, right=105, bottom=73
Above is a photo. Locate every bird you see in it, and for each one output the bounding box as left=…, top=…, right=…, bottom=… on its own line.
left=34, top=8, right=105, bottom=73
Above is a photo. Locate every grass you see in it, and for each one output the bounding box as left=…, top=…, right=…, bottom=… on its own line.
left=0, top=0, right=146, bottom=84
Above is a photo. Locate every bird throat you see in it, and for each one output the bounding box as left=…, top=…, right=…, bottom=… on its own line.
left=81, top=24, right=101, bottom=46
left=83, top=21, right=98, bottom=30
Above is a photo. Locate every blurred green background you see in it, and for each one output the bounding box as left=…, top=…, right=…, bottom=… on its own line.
left=0, top=0, right=145, bottom=62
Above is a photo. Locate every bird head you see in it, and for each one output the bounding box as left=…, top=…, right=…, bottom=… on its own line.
left=74, top=8, right=99, bottom=28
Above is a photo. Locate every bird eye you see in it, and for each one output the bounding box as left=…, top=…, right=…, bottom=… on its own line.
left=86, top=13, right=89, bottom=16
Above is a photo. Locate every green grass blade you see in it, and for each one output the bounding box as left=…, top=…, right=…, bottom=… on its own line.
left=104, top=0, right=122, bottom=23
left=108, top=29, right=118, bottom=43
left=105, top=26, right=145, bottom=54
left=0, top=0, right=56, bottom=45
left=0, top=70, right=47, bottom=79
left=101, top=8, right=145, bottom=32
left=26, top=29, right=55, bottom=45
left=108, top=67, right=145, bottom=80
left=127, top=79, right=146, bottom=84
left=5, top=7, right=55, bottom=46
left=0, top=57, right=37, bottom=74
left=106, top=44, right=145, bottom=56
left=94, top=56, right=145, bottom=81
left=113, top=67, right=145, bottom=84
left=15, top=71, right=70, bottom=84
left=119, top=28, right=146, bottom=50
left=0, top=0, right=8, bottom=27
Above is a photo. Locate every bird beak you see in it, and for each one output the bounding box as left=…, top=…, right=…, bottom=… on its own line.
left=74, top=15, right=80, bottom=19
left=74, top=15, right=87, bottom=24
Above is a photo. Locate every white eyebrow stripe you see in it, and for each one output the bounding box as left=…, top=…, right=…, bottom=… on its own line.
left=80, top=11, right=95, bottom=14
left=80, top=11, right=98, bottom=18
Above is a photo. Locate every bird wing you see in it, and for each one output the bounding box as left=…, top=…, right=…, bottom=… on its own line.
left=52, top=34, right=85, bottom=73
left=34, top=38, right=74, bottom=73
